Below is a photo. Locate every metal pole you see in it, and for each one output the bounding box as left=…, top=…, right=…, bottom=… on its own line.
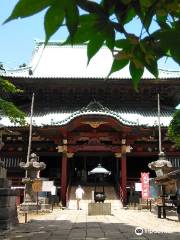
left=25, top=93, right=35, bottom=178
left=157, top=93, right=162, bottom=153
left=25, top=212, right=27, bottom=223
left=36, top=191, right=39, bottom=214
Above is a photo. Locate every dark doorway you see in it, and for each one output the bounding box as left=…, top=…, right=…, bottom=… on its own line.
left=70, top=152, right=116, bottom=185
left=127, top=156, right=157, bottom=179
left=39, top=155, right=61, bottom=186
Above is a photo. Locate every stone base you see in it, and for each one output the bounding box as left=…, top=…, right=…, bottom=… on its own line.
left=88, top=202, right=111, bottom=215
left=0, top=218, right=18, bottom=230
left=20, top=202, right=52, bottom=212
left=0, top=178, right=19, bottom=230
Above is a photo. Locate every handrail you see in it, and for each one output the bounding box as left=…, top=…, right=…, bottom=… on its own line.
left=66, top=177, right=71, bottom=207
left=65, top=181, right=71, bottom=208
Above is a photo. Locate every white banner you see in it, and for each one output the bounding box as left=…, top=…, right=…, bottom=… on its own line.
left=51, top=186, right=57, bottom=195
left=42, top=181, right=54, bottom=192
left=135, top=182, right=142, bottom=191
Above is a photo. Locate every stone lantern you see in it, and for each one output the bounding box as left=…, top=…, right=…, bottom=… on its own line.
left=88, top=164, right=111, bottom=202
left=148, top=152, right=173, bottom=177
left=20, top=153, right=46, bottom=210
left=148, top=152, right=174, bottom=218
left=88, top=164, right=112, bottom=215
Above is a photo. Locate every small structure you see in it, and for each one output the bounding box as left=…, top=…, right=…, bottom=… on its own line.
left=0, top=160, right=18, bottom=230
left=19, top=153, right=46, bottom=211
left=155, top=169, right=180, bottom=221
left=88, top=164, right=111, bottom=215
left=148, top=152, right=173, bottom=177
left=148, top=152, right=180, bottom=219
left=89, top=163, right=111, bottom=202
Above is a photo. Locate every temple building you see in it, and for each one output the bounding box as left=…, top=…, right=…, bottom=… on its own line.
left=0, top=42, right=180, bottom=206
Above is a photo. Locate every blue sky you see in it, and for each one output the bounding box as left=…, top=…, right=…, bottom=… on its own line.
left=0, top=0, right=179, bottom=71
left=0, top=0, right=68, bottom=69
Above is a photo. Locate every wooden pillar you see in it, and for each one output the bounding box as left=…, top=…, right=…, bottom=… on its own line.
left=61, top=151, right=68, bottom=206
left=83, top=156, right=87, bottom=183
left=121, top=142, right=127, bottom=205
left=115, top=153, right=121, bottom=195
left=57, top=139, right=68, bottom=206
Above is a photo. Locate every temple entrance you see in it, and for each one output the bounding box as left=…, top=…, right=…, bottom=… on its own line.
left=70, top=152, right=117, bottom=185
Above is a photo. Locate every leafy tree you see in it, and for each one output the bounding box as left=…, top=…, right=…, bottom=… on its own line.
left=1, top=0, right=179, bottom=126
left=168, top=110, right=180, bottom=147
left=4, top=0, right=180, bottom=90
left=0, top=78, right=26, bottom=125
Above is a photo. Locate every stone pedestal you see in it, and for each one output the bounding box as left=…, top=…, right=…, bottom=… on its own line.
left=88, top=202, right=111, bottom=215
left=19, top=153, right=47, bottom=212
left=0, top=178, right=18, bottom=230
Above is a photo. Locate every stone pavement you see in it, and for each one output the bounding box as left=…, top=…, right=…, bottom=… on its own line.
left=0, top=208, right=179, bottom=240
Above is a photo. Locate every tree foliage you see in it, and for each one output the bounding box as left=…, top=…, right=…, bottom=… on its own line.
left=1, top=0, right=180, bottom=126
left=0, top=78, right=26, bottom=125
left=168, top=110, right=180, bottom=147
left=4, top=0, right=180, bottom=90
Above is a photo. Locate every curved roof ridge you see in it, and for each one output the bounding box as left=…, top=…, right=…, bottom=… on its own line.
left=53, top=101, right=139, bottom=127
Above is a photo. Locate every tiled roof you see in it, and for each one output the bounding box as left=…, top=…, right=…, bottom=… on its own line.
left=0, top=101, right=173, bottom=128
left=1, top=42, right=180, bottom=79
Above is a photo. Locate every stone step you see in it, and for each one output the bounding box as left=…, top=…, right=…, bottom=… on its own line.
left=68, top=185, right=123, bottom=210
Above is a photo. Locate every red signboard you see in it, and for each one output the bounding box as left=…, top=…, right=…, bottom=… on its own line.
left=141, top=172, right=150, bottom=200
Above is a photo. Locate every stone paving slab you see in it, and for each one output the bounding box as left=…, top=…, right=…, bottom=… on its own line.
left=0, top=209, right=179, bottom=240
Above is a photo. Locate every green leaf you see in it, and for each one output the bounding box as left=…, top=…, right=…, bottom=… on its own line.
left=63, top=26, right=89, bottom=45
left=106, top=34, right=115, bottom=51
left=143, top=8, right=155, bottom=31
left=0, top=98, right=26, bottom=125
left=115, top=39, right=132, bottom=50
left=77, top=0, right=105, bottom=15
left=63, top=14, right=99, bottom=45
left=168, top=110, right=180, bottom=147
left=124, top=7, right=136, bottom=24
left=169, top=30, right=180, bottom=63
left=102, top=22, right=115, bottom=51
left=159, top=29, right=180, bottom=63
left=156, top=14, right=167, bottom=24
left=84, top=13, right=115, bottom=51
left=101, top=0, right=115, bottom=16
left=44, top=2, right=65, bottom=44
left=0, top=79, right=22, bottom=93
left=156, top=19, right=171, bottom=30
left=139, top=0, right=152, bottom=7
left=4, top=0, right=52, bottom=23
left=132, top=0, right=144, bottom=22
left=145, top=59, right=158, bottom=78
left=87, top=33, right=104, bottom=64
left=79, top=14, right=98, bottom=24
left=129, top=61, right=144, bottom=91
left=108, top=58, right=129, bottom=77
left=65, top=0, right=79, bottom=41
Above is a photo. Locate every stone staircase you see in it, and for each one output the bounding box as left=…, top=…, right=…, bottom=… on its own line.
left=67, top=185, right=123, bottom=210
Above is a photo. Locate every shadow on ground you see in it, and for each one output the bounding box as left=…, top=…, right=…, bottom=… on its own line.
left=0, top=218, right=180, bottom=240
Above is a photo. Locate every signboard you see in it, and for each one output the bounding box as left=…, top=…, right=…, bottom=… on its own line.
left=141, top=172, right=150, bottom=200
left=32, top=180, right=42, bottom=192
left=51, top=186, right=56, bottom=195
left=135, top=182, right=142, bottom=191
left=42, top=181, right=54, bottom=192
left=149, top=178, right=159, bottom=198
